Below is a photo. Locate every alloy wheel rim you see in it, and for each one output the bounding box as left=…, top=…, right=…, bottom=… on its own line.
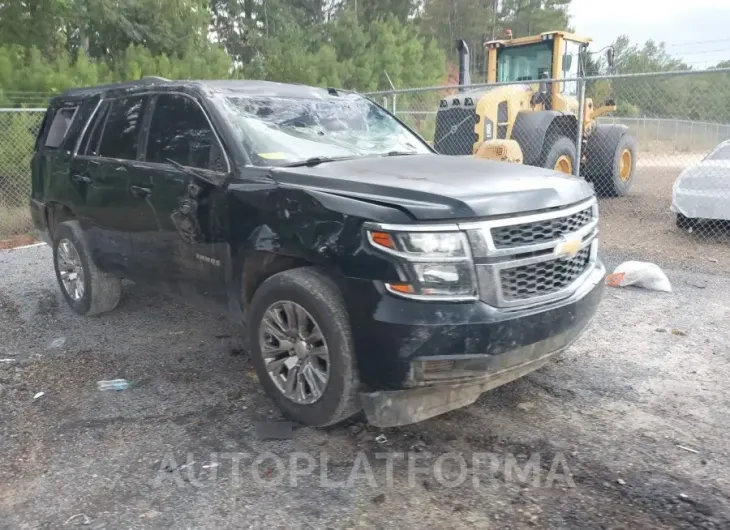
left=619, top=149, right=632, bottom=181
left=57, top=239, right=85, bottom=301
left=259, top=301, right=330, bottom=404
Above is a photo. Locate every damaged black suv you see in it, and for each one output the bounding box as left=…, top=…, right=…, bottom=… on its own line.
left=30, top=79, right=604, bottom=427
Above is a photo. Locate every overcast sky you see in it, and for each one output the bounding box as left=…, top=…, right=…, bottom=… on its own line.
left=570, top=0, right=730, bottom=68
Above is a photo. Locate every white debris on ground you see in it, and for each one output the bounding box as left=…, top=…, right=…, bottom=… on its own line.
left=606, top=261, right=672, bottom=292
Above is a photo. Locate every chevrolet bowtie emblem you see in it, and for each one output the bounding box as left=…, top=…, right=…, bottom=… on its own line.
left=553, top=237, right=582, bottom=259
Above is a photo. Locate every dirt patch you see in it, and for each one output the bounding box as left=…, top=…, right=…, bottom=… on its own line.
left=0, top=205, right=35, bottom=242
left=0, top=233, right=39, bottom=250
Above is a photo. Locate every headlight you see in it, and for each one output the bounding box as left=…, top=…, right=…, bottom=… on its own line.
left=394, top=232, right=468, bottom=258
left=366, top=228, right=477, bottom=301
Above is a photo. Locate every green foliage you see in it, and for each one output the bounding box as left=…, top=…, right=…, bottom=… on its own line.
left=0, top=112, right=38, bottom=207
left=418, top=0, right=571, bottom=81
left=498, top=0, right=572, bottom=37
left=242, top=12, right=446, bottom=91
left=1, top=0, right=727, bottom=125
left=593, top=35, right=730, bottom=123
left=612, top=35, right=687, bottom=74
left=0, top=2, right=446, bottom=100
left=0, top=44, right=233, bottom=107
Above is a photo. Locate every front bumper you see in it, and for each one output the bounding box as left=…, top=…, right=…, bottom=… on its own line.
left=345, top=261, right=605, bottom=426
left=671, top=188, right=730, bottom=221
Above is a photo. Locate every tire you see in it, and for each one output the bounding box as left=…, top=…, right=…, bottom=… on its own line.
left=594, top=134, right=637, bottom=197
left=53, top=221, right=122, bottom=316
left=676, top=213, right=696, bottom=230
left=543, top=136, right=577, bottom=175
left=248, top=267, right=360, bottom=427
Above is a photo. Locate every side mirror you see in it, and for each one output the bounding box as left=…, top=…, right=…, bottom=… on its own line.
left=606, top=48, right=615, bottom=68
left=538, top=70, right=549, bottom=94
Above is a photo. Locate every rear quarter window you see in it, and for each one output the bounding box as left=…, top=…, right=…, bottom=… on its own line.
left=34, top=108, right=54, bottom=151
left=44, top=106, right=78, bottom=148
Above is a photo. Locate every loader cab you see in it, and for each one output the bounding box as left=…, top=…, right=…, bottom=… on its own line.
left=434, top=31, right=591, bottom=158
left=433, top=30, right=637, bottom=197
left=486, top=31, right=590, bottom=113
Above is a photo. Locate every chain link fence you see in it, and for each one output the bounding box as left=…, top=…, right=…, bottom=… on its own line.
left=369, top=69, right=730, bottom=271
left=2, top=70, right=730, bottom=273
left=0, top=109, right=45, bottom=240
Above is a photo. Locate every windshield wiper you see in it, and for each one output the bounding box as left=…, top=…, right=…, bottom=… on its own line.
left=281, top=156, right=355, bottom=167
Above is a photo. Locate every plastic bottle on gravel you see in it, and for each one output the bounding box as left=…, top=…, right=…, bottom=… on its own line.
left=97, top=379, right=132, bottom=391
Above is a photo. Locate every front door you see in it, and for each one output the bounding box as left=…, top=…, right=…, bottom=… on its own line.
left=128, top=93, right=230, bottom=307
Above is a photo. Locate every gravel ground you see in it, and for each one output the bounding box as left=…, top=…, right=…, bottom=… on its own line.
left=1, top=245, right=729, bottom=530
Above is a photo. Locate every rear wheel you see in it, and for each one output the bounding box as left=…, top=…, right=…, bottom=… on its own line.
left=53, top=221, right=122, bottom=316
left=543, top=136, right=577, bottom=175
left=594, top=134, right=637, bottom=197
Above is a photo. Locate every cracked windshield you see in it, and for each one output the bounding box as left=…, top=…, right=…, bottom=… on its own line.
left=218, top=94, right=430, bottom=166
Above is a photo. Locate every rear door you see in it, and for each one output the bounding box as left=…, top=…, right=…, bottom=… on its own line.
left=71, top=95, right=148, bottom=275
left=30, top=104, right=79, bottom=224
left=129, top=92, right=230, bottom=305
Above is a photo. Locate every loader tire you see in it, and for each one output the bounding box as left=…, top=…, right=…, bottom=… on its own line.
left=543, top=136, right=577, bottom=175
left=585, top=127, right=637, bottom=197
left=599, top=134, right=637, bottom=197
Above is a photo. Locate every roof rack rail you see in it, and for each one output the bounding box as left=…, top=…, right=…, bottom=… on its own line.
left=141, top=76, right=171, bottom=82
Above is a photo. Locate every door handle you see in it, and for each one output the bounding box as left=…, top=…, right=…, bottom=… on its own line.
left=130, top=185, right=152, bottom=198
left=71, top=174, right=92, bottom=184
left=115, top=165, right=128, bottom=172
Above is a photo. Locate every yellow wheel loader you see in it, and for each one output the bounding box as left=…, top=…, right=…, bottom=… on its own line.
left=434, top=31, right=637, bottom=197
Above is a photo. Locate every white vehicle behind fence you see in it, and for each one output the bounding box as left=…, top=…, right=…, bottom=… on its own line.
left=672, top=139, right=730, bottom=228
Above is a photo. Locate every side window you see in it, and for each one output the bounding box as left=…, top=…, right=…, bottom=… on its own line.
left=562, top=41, right=582, bottom=97
left=44, top=107, right=78, bottom=148
left=34, top=108, right=54, bottom=151
left=78, top=101, right=111, bottom=156
left=146, top=94, right=226, bottom=171
left=78, top=101, right=110, bottom=156
left=98, top=96, right=146, bottom=160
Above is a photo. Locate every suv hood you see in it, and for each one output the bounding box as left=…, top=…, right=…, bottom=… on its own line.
left=270, top=154, right=594, bottom=220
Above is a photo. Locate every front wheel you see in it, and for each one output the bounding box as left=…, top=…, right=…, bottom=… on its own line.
left=248, top=267, right=360, bottom=427
left=543, top=136, right=577, bottom=175
left=676, top=213, right=697, bottom=231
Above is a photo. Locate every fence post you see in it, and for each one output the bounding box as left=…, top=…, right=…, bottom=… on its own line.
left=574, top=78, right=586, bottom=177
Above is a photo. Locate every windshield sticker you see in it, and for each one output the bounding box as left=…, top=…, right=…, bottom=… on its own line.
left=258, top=152, right=290, bottom=160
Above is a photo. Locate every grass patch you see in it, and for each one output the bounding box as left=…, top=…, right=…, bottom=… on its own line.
left=0, top=205, right=34, bottom=240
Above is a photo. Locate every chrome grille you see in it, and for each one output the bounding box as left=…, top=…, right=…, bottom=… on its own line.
left=459, top=198, right=599, bottom=308
left=491, top=207, right=593, bottom=249
left=500, top=247, right=591, bottom=301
